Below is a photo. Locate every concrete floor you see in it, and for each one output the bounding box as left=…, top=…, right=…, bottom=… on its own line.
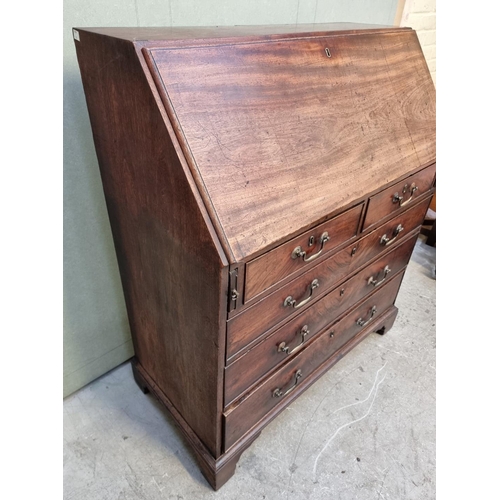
left=64, top=237, right=436, bottom=500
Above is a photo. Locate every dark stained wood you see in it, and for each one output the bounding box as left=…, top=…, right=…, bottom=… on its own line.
left=77, top=23, right=410, bottom=44
left=74, top=23, right=435, bottom=490
left=132, top=360, right=260, bottom=490
left=224, top=272, right=404, bottom=449
left=224, top=305, right=399, bottom=452
left=146, top=29, right=435, bottom=262
left=245, top=203, right=363, bottom=302
left=380, top=35, right=436, bottom=169
left=224, top=231, right=419, bottom=406
left=74, top=31, right=228, bottom=458
left=226, top=197, right=430, bottom=360
left=363, top=163, right=436, bottom=231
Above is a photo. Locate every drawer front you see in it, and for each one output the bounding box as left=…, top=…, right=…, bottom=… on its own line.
left=245, top=204, right=363, bottom=303
left=223, top=272, right=405, bottom=450
left=226, top=196, right=430, bottom=360
left=363, top=164, right=435, bottom=231
left=224, top=232, right=417, bottom=406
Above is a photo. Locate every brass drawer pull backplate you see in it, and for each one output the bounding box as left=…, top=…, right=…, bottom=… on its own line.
left=392, top=182, right=418, bottom=207
left=356, top=305, right=377, bottom=327
left=367, top=265, right=391, bottom=287
left=284, top=279, right=320, bottom=309
left=273, top=370, right=303, bottom=398
left=292, top=232, right=330, bottom=262
left=278, top=325, right=309, bottom=355
left=380, top=224, right=404, bottom=246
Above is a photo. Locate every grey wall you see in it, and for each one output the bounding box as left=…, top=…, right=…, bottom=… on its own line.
left=63, top=0, right=399, bottom=397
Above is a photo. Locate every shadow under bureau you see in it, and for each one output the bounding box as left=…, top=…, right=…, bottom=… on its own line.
left=74, top=23, right=436, bottom=490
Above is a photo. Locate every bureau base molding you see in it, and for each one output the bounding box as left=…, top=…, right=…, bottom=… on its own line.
left=132, top=305, right=398, bottom=490
left=131, top=360, right=261, bottom=490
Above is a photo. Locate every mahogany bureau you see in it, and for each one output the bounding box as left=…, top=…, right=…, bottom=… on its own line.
left=74, top=23, right=436, bottom=489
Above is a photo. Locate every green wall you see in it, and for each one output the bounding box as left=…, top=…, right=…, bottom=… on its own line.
left=63, top=0, right=399, bottom=397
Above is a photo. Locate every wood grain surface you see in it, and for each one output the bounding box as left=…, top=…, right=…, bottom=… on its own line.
left=226, top=196, right=430, bottom=360
left=245, top=203, right=363, bottom=302
left=223, top=272, right=405, bottom=449
left=75, top=31, right=227, bottom=457
left=224, top=231, right=419, bottom=406
left=74, top=24, right=435, bottom=488
left=363, top=163, right=436, bottom=231
left=76, top=24, right=409, bottom=43
left=148, top=29, right=435, bottom=261
left=131, top=360, right=262, bottom=490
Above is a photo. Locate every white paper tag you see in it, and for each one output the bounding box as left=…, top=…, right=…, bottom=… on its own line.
left=73, top=29, right=80, bottom=41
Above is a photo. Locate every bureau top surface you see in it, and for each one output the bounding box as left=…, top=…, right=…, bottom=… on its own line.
left=77, top=23, right=409, bottom=43
left=80, top=25, right=436, bottom=263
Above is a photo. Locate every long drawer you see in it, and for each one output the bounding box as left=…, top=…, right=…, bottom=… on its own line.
left=223, top=271, right=405, bottom=450
left=226, top=196, right=430, bottom=360
left=224, top=231, right=418, bottom=406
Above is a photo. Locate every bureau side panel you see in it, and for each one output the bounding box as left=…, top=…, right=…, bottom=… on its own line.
left=74, top=31, right=227, bottom=457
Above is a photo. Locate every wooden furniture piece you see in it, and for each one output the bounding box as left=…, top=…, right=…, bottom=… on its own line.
left=74, top=23, right=436, bottom=490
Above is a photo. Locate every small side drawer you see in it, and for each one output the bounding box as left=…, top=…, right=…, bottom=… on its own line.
left=224, top=232, right=418, bottom=406
left=226, top=195, right=430, bottom=361
left=245, top=204, right=363, bottom=303
left=363, top=163, right=435, bottom=231
left=223, top=271, right=405, bottom=450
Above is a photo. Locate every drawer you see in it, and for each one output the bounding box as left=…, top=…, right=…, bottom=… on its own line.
left=224, top=232, right=418, bottom=406
left=244, top=204, right=363, bottom=303
left=226, top=196, right=430, bottom=360
left=223, top=271, right=405, bottom=450
left=363, top=163, right=435, bottom=231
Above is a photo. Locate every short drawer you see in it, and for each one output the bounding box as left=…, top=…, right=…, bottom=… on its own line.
left=363, top=163, right=435, bottom=231
left=244, top=204, right=363, bottom=303
left=226, top=196, right=430, bottom=360
left=224, top=232, right=418, bottom=406
left=223, top=271, right=405, bottom=450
